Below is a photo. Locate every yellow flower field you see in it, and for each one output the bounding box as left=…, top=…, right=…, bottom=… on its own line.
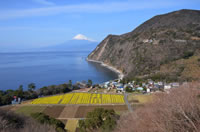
left=31, top=93, right=125, bottom=105
left=31, top=95, right=63, bottom=104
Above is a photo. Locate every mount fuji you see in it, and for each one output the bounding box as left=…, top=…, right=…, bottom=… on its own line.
left=42, top=34, right=98, bottom=52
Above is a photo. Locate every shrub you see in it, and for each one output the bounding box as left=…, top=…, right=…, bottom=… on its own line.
left=0, top=110, right=56, bottom=132
left=79, top=108, right=119, bottom=131
left=31, top=113, right=65, bottom=132
left=125, top=87, right=132, bottom=93
left=183, top=51, right=194, bottom=59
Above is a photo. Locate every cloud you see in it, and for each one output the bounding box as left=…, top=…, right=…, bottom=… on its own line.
left=0, top=26, right=69, bottom=31
left=0, top=0, right=182, bottom=20
left=33, top=0, right=55, bottom=6
left=73, top=34, right=96, bottom=42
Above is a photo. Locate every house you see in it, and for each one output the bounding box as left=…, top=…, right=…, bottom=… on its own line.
left=146, top=88, right=150, bottom=93
left=76, top=81, right=87, bottom=88
left=99, top=84, right=104, bottom=88
left=164, top=84, right=171, bottom=90
left=142, top=83, right=146, bottom=87
left=117, top=86, right=124, bottom=92
left=158, top=82, right=163, bottom=86
left=116, top=83, right=123, bottom=87
left=136, top=87, right=144, bottom=91
left=147, top=83, right=154, bottom=89
left=143, top=39, right=149, bottom=43
left=154, top=84, right=160, bottom=89
left=112, top=82, right=118, bottom=85
left=151, top=87, right=159, bottom=92
left=171, top=82, right=180, bottom=88
left=148, top=80, right=154, bottom=85
left=11, top=97, right=21, bottom=105
left=104, top=81, right=110, bottom=88
left=143, top=39, right=153, bottom=43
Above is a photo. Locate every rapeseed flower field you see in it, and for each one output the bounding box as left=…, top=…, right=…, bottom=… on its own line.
left=31, top=93, right=125, bottom=104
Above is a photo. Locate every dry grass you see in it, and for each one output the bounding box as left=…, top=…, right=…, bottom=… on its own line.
left=0, top=110, right=56, bottom=132
left=75, top=105, right=127, bottom=118
left=43, top=106, right=65, bottom=118
left=65, top=119, right=78, bottom=132
left=58, top=106, right=79, bottom=119
left=15, top=106, right=46, bottom=116
left=116, top=82, right=200, bottom=132
left=128, top=94, right=153, bottom=104
left=160, top=55, right=200, bottom=80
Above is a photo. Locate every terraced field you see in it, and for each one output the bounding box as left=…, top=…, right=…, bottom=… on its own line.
left=65, top=119, right=78, bottom=132
left=31, top=95, right=63, bottom=104
left=31, top=93, right=125, bottom=105
left=16, top=106, right=47, bottom=116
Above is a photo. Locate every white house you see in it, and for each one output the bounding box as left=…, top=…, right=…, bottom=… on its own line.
left=158, top=82, right=163, bottom=86
left=171, top=83, right=180, bottom=87
left=146, top=88, right=151, bottom=93
left=164, top=84, right=172, bottom=90
left=148, top=80, right=154, bottom=85
left=117, top=86, right=124, bottom=92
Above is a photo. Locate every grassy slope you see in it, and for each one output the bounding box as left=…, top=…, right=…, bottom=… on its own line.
left=159, top=55, right=200, bottom=81
left=16, top=106, right=46, bottom=116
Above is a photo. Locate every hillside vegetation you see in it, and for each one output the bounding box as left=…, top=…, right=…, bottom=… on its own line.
left=88, top=9, right=200, bottom=82
left=0, top=110, right=57, bottom=132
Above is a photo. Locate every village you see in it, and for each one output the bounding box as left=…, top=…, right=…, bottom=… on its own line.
left=96, top=79, right=181, bottom=94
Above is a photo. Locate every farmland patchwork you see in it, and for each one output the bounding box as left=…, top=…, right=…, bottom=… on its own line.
left=31, top=93, right=125, bottom=105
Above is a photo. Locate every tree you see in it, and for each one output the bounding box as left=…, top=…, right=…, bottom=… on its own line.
left=68, top=80, right=72, bottom=89
left=125, top=87, right=132, bottom=92
left=79, top=108, right=118, bottom=131
left=87, top=79, right=93, bottom=87
left=31, top=113, right=66, bottom=132
left=28, top=83, right=36, bottom=92
left=15, top=85, right=23, bottom=97
left=0, top=96, right=2, bottom=106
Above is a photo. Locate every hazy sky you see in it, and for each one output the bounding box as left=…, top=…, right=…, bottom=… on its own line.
left=0, top=0, right=199, bottom=50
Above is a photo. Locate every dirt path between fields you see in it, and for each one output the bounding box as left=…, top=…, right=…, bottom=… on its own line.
left=124, top=93, right=133, bottom=112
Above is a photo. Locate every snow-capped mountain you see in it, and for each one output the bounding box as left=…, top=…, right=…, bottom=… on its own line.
left=42, top=34, right=98, bottom=51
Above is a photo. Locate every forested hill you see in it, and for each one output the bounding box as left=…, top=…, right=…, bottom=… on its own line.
left=88, top=9, right=200, bottom=81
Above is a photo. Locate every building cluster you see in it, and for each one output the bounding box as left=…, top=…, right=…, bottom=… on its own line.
left=11, top=96, right=21, bottom=105
left=99, top=79, right=180, bottom=93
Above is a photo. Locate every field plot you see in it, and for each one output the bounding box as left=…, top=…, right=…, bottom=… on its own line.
left=75, top=105, right=128, bottom=118
left=65, top=119, right=78, bottom=132
left=43, top=106, right=65, bottom=118
left=0, top=106, right=16, bottom=111
left=128, top=94, right=153, bottom=104
left=31, top=95, right=63, bottom=104
left=16, top=106, right=46, bottom=116
left=58, top=106, right=79, bottom=119
left=31, top=93, right=125, bottom=105
left=60, top=93, right=73, bottom=104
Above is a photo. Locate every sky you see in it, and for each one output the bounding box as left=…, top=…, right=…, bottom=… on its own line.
left=0, top=0, right=200, bottom=51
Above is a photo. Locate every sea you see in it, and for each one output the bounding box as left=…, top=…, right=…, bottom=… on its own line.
left=0, top=51, right=118, bottom=90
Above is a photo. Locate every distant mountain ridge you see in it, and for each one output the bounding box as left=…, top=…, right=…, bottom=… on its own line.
left=88, top=9, right=200, bottom=81
left=41, top=39, right=98, bottom=52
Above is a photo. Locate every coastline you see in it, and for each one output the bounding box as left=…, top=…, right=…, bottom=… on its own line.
left=86, top=58, right=124, bottom=80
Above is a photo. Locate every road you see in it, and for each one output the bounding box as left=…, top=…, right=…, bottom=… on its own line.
left=124, top=92, right=133, bottom=112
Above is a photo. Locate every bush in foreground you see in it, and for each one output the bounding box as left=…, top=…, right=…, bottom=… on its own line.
left=0, top=110, right=56, bottom=132
left=31, top=112, right=66, bottom=132
left=116, top=82, right=200, bottom=132
left=79, top=108, right=119, bottom=132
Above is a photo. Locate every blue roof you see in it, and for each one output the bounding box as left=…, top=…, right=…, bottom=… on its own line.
left=136, top=87, right=144, bottom=90
left=118, top=86, right=124, bottom=89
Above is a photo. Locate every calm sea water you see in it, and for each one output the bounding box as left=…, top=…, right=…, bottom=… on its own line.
left=0, top=51, right=118, bottom=90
